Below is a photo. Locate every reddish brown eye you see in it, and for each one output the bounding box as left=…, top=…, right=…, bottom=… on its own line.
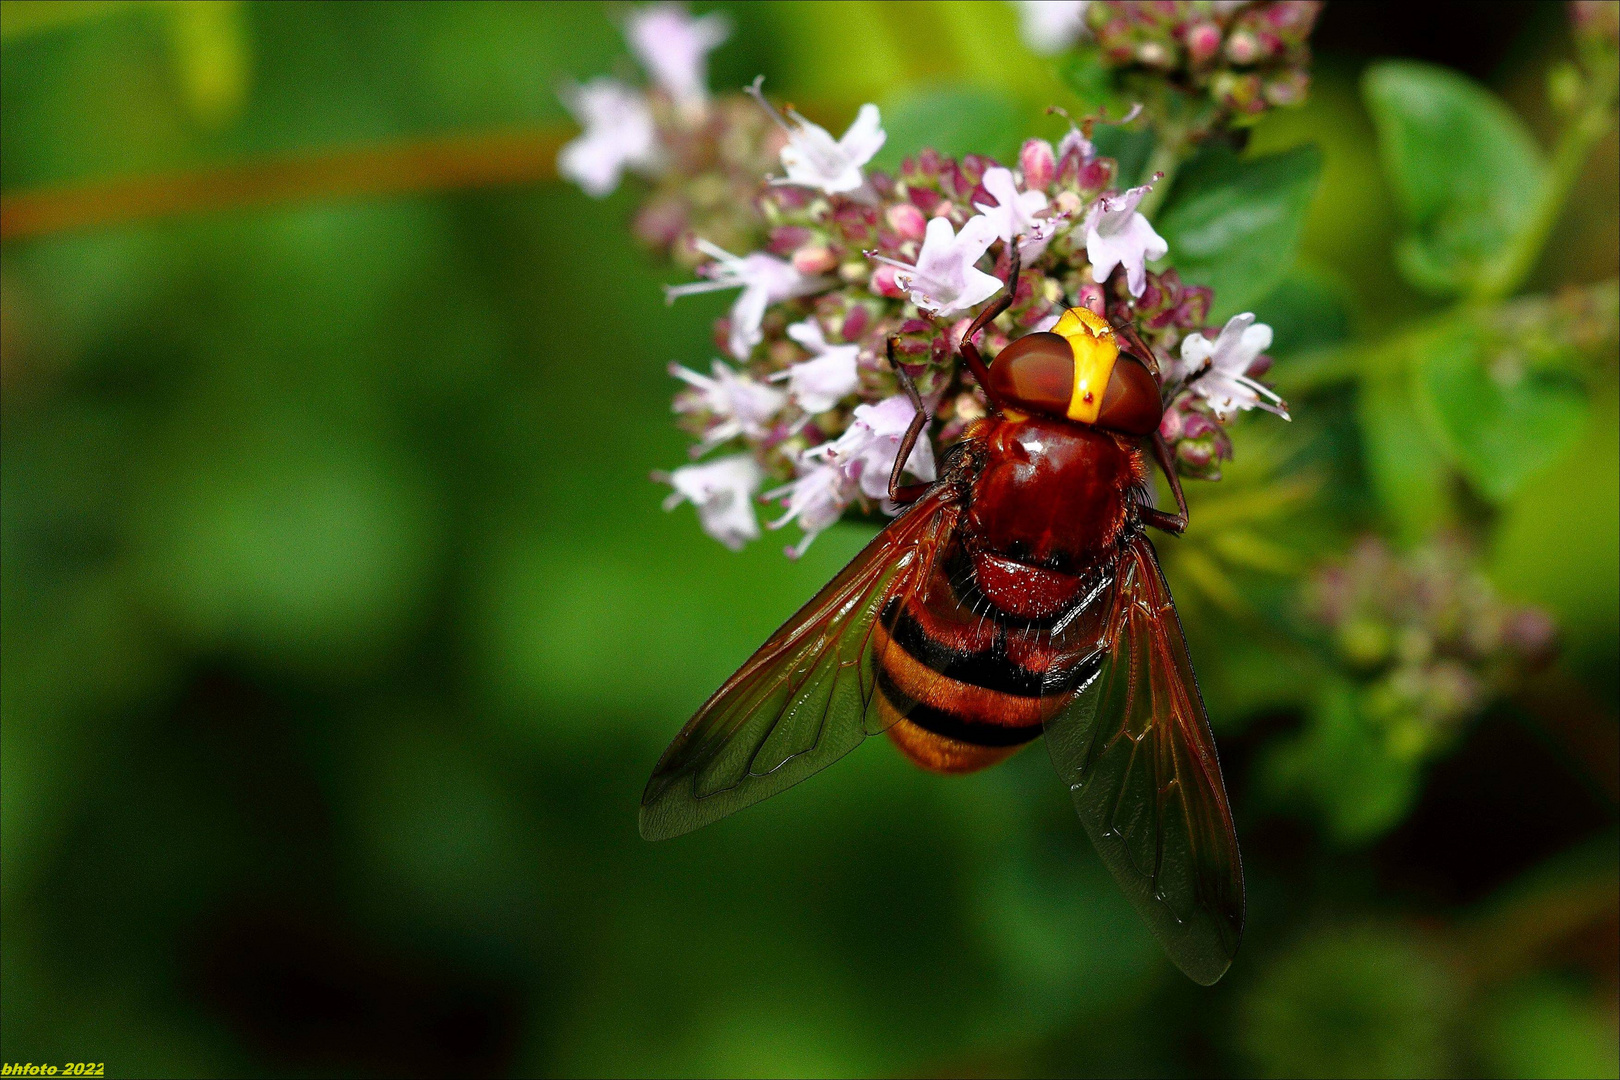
left=984, top=332, right=1073, bottom=417
left=1095, top=353, right=1163, bottom=435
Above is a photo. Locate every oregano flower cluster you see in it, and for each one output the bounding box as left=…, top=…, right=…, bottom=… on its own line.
left=562, top=4, right=1295, bottom=555
left=1306, top=537, right=1557, bottom=758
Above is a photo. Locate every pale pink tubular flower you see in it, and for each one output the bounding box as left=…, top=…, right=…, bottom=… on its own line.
left=869, top=215, right=1002, bottom=317
left=664, top=239, right=829, bottom=359
left=1172, top=313, right=1290, bottom=420
left=774, top=318, right=861, bottom=414
left=556, top=78, right=659, bottom=197
left=765, top=459, right=857, bottom=559
left=669, top=360, right=787, bottom=454
left=625, top=3, right=730, bottom=111
left=746, top=79, right=886, bottom=195
left=974, top=166, right=1058, bottom=260
left=805, top=395, right=936, bottom=501
left=661, top=454, right=764, bottom=550
left=1057, top=124, right=1095, bottom=163
left=1012, top=1, right=1091, bottom=55
left=1084, top=184, right=1168, bottom=297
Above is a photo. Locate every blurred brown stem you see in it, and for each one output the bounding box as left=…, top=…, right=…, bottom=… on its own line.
left=0, top=126, right=569, bottom=242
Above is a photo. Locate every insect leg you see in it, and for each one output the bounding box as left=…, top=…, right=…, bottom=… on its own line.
left=957, top=245, right=1022, bottom=410
left=1111, top=317, right=1164, bottom=381
left=887, top=336, right=932, bottom=504
left=1140, top=431, right=1189, bottom=535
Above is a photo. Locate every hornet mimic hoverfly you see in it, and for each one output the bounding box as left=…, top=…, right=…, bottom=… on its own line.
left=641, top=249, right=1244, bottom=986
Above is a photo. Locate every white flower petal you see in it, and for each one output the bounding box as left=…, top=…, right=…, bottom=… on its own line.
left=556, top=78, right=658, bottom=197
left=1085, top=185, right=1167, bottom=297
left=780, top=318, right=861, bottom=413
left=1012, top=0, right=1091, bottom=54
left=670, top=360, right=787, bottom=446
left=664, top=454, right=763, bottom=550
left=667, top=242, right=829, bottom=358
left=874, top=214, right=1004, bottom=316
left=626, top=4, right=729, bottom=110
left=766, top=459, right=857, bottom=558
left=752, top=82, right=886, bottom=195
left=785, top=351, right=861, bottom=413
left=809, top=395, right=935, bottom=501
left=1174, top=313, right=1286, bottom=420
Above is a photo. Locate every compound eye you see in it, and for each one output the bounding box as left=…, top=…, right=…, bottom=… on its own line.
left=983, top=332, right=1073, bottom=416
left=1095, top=353, right=1163, bottom=435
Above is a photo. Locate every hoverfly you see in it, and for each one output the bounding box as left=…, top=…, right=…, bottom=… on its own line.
left=641, top=250, right=1243, bottom=985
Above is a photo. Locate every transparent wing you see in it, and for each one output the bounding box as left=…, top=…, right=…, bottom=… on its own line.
left=640, top=486, right=964, bottom=841
left=1042, top=532, right=1245, bottom=985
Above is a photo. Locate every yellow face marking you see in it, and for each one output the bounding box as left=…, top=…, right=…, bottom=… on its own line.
left=1052, top=308, right=1119, bottom=424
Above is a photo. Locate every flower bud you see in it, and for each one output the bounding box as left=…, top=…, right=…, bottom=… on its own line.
left=1225, top=29, right=1261, bottom=64
left=1078, top=156, right=1114, bottom=193
left=1158, top=404, right=1185, bottom=442
left=959, top=153, right=995, bottom=187
left=1264, top=70, right=1310, bottom=108
left=1186, top=22, right=1223, bottom=65
left=1336, top=618, right=1392, bottom=669
left=1020, top=138, right=1057, bottom=191
left=1573, top=0, right=1620, bottom=48
left=1264, top=1, right=1323, bottom=41
left=1212, top=70, right=1265, bottom=114
left=840, top=304, right=870, bottom=342
left=870, top=264, right=907, bottom=298
left=1078, top=282, right=1106, bottom=316
left=792, top=245, right=839, bottom=275
left=634, top=201, right=688, bottom=251
left=1137, top=40, right=1174, bottom=68
left=885, top=202, right=928, bottom=241
left=1503, top=607, right=1558, bottom=667
left=1163, top=397, right=1231, bottom=480
left=1423, top=661, right=1483, bottom=725
left=1180, top=408, right=1219, bottom=441
left=768, top=225, right=812, bottom=255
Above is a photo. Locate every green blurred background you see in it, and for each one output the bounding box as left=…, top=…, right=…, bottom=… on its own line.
left=2, top=2, right=1615, bottom=1077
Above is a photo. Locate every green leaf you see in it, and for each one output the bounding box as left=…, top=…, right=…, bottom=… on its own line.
left=1240, top=926, right=1458, bottom=1079
left=1260, top=677, right=1424, bottom=845
left=871, top=84, right=1025, bottom=171
left=1481, top=978, right=1620, bottom=1080
left=1155, top=144, right=1322, bottom=320
left=1057, top=44, right=1124, bottom=115
left=1363, top=61, right=1547, bottom=296
left=1358, top=360, right=1454, bottom=542
left=1090, top=124, right=1156, bottom=188
left=1414, top=322, right=1589, bottom=503
left=1254, top=268, right=1352, bottom=359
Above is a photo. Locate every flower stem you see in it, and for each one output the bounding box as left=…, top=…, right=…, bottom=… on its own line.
left=1473, top=62, right=1619, bottom=303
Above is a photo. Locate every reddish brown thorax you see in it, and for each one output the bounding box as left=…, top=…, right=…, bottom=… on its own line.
left=963, top=416, right=1146, bottom=580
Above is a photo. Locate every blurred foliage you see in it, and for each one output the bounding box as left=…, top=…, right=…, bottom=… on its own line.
left=1, top=2, right=1617, bottom=1078
left=1154, top=141, right=1322, bottom=318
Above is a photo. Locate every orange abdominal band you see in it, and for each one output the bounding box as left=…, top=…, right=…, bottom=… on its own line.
left=1051, top=308, right=1119, bottom=424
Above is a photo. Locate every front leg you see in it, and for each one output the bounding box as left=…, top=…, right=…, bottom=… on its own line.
left=887, top=337, right=932, bottom=504
left=957, top=245, right=1021, bottom=409
left=1140, top=432, right=1188, bottom=535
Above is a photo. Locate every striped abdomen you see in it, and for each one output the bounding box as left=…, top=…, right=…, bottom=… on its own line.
left=874, top=542, right=1111, bottom=774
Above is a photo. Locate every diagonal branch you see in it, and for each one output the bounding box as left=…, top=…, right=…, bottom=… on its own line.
left=0, top=126, right=570, bottom=242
